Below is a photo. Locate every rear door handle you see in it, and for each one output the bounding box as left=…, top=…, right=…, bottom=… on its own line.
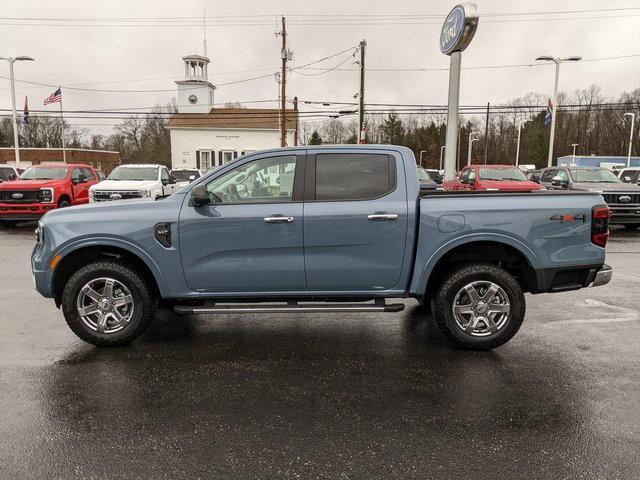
left=264, top=216, right=295, bottom=223
left=367, top=213, right=399, bottom=221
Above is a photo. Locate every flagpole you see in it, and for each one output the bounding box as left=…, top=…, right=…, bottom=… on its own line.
left=59, top=95, right=67, bottom=163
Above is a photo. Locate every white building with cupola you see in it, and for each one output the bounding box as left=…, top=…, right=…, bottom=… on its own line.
left=168, top=49, right=297, bottom=171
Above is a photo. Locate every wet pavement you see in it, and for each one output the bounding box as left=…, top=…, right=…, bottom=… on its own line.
left=1, top=224, right=639, bottom=479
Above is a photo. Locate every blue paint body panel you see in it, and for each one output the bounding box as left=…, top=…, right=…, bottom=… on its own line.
left=32, top=145, right=606, bottom=302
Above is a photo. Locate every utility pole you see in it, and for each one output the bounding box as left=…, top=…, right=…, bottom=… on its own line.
left=515, top=121, right=522, bottom=166
left=483, top=102, right=489, bottom=164
left=624, top=112, right=635, bottom=167
left=358, top=39, right=366, bottom=143
left=293, top=96, right=299, bottom=146
left=279, top=16, right=287, bottom=147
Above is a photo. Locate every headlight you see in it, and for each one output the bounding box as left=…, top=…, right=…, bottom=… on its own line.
left=39, top=188, right=54, bottom=203
left=138, top=189, right=151, bottom=197
left=35, top=220, right=44, bottom=245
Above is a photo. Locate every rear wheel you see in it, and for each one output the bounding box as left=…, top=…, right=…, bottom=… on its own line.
left=61, top=260, right=156, bottom=346
left=434, top=263, right=525, bottom=350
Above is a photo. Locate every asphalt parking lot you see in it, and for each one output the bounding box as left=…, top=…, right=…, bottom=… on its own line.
left=1, top=224, right=639, bottom=479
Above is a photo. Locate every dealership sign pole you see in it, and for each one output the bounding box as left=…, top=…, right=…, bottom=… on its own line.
left=441, top=3, right=478, bottom=182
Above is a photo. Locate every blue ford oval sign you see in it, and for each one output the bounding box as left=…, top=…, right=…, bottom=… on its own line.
left=440, top=3, right=479, bottom=55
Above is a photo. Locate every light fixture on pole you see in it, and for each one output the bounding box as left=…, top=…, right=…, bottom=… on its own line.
left=535, top=55, right=581, bottom=167
left=0, top=55, right=35, bottom=170
left=571, top=143, right=579, bottom=165
left=467, top=131, right=480, bottom=166
left=515, top=121, right=523, bottom=166
left=440, top=146, right=445, bottom=170
left=624, top=112, right=635, bottom=167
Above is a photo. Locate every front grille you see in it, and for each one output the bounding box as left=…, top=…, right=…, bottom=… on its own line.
left=602, top=193, right=640, bottom=206
left=93, top=190, right=142, bottom=202
left=0, top=190, right=41, bottom=203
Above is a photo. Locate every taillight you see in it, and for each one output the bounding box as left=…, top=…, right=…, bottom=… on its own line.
left=591, top=205, right=610, bottom=247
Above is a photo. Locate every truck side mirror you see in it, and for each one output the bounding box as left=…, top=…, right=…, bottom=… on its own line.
left=190, top=184, right=209, bottom=207
left=169, top=175, right=177, bottom=184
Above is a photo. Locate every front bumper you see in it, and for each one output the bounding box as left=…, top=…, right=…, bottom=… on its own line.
left=0, top=202, right=56, bottom=220
left=590, top=264, right=612, bottom=287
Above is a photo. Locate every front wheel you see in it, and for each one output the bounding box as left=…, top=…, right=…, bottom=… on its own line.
left=434, top=263, right=525, bottom=350
left=61, top=260, right=156, bottom=346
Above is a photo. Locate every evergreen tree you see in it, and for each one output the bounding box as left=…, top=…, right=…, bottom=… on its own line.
left=308, top=130, right=323, bottom=145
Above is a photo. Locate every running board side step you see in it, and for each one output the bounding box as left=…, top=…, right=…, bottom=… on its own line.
left=173, top=301, right=405, bottom=315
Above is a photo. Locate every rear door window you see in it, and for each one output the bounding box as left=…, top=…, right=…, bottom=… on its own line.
left=314, top=153, right=395, bottom=201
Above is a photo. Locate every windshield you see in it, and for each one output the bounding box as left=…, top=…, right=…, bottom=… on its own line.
left=479, top=167, right=527, bottom=181
left=0, top=167, right=15, bottom=180
left=417, top=167, right=437, bottom=184
left=570, top=168, right=621, bottom=183
left=108, top=166, right=158, bottom=181
left=20, top=166, right=68, bottom=180
left=171, top=170, right=198, bottom=182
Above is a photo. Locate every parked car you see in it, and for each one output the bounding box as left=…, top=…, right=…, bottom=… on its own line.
left=527, top=169, right=544, bottom=183
left=0, top=163, right=99, bottom=227
left=32, top=145, right=611, bottom=350
left=444, top=164, right=546, bottom=192
left=89, top=164, right=178, bottom=203
left=170, top=168, right=206, bottom=189
left=539, top=166, right=640, bottom=228
left=417, top=167, right=441, bottom=191
left=617, top=167, right=640, bottom=184
left=0, top=165, right=19, bottom=183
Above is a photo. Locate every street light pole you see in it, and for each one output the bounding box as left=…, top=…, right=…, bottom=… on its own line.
left=624, top=112, right=635, bottom=167
left=467, top=131, right=480, bottom=166
left=439, top=146, right=445, bottom=170
left=419, top=150, right=426, bottom=168
left=0, top=55, right=35, bottom=169
left=535, top=55, right=581, bottom=167
left=571, top=143, right=578, bottom=165
left=515, top=121, right=522, bottom=166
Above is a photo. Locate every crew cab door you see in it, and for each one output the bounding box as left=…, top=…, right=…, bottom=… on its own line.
left=70, top=167, right=92, bottom=203
left=303, top=149, right=408, bottom=291
left=179, top=152, right=305, bottom=293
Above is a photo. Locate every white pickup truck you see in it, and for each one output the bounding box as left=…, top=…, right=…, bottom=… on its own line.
left=89, top=164, right=178, bottom=203
left=0, top=165, right=20, bottom=183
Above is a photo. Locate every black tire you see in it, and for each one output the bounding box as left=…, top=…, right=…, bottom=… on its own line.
left=623, top=224, right=638, bottom=230
left=0, top=220, right=17, bottom=228
left=61, top=260, right=156, bottom=346
left=58, top=199, right=71, bottom=208
left=434, top=263, right=525, bottom=350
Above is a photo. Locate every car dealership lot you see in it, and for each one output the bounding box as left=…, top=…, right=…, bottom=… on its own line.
left=1, top=224, right=639, bottom=479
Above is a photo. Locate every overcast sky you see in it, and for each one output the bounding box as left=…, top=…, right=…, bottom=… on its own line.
left=1, top=0, right=640, bottom=136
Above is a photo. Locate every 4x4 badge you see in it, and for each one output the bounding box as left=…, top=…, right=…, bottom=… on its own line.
left=550, top=213, right=586, bottom=223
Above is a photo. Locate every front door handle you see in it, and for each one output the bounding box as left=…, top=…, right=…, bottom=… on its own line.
left=368, top=213, right=399, bottom=221
left=264, top=216, right=295, bottom=223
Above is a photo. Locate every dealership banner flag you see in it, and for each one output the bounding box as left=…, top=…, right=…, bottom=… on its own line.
left=544, top=98, right=553, bottom=126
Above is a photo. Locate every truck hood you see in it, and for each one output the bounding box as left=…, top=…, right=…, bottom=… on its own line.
left=478, top=180, right=545, bottom=191
left=0, top=179, right=64, bottom=190
left=572, top=182, right=640, bottom=193
left=90, top=179, right=158, bottom=191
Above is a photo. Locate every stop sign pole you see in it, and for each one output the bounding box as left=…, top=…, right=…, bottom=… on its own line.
left=441, top=4, right=479, bottom=182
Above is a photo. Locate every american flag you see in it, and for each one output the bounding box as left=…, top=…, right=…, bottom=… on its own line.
left=544, top=98, right=553, bottom=126
left=44, top=87, right=62, bottom=105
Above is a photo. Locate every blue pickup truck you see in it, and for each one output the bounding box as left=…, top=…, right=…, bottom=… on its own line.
left=31, top=145, right=612, bottom=350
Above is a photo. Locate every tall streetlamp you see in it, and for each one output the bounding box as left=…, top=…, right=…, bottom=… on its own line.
left=0, top=55, right=35, bottom=169
left=535, top=55, right=581, bottom=167
left=571, top=143, right=579, bottom=165
left=624, top=112, right=635, bottom=167
left=515, top=121, right=523, bottom=166
left=467, top=131, right=480, bottom=166
left=439, top=145, right=445, bottom=170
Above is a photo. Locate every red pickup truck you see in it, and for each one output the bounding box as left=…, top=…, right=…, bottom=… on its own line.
left=0, top=163, right=99, bottom=226
left=444, top=164, right=545, bottom=192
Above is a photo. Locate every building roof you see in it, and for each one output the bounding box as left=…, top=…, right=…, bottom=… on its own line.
left=167, top=108, right=298, bottom=130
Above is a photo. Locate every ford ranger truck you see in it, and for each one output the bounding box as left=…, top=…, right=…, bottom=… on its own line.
left=31, top=146, right=612, bottom=350
left=89, top=164, right=178, bottom=203
left=0, top=163, right=99, bottom=227
left=445, top=164, right=546, bottom=192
